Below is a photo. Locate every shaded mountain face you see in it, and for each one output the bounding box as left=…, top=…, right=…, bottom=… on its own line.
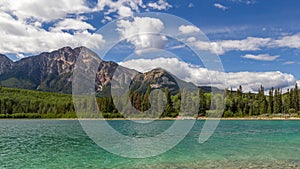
left=0, top=54, right=13, bottom=74
left=0, top=47, right=192, bottom=95
left=0, top=47, right=82, bottom=92
left=130, top=68, right=179, bottom=95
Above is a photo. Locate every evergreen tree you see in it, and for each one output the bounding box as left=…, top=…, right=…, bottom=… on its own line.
left=267, top=87, right=274, bottom=115
left=236, top=85, right=244, bottom=116
left=161, top=88, right=176, bottom=117
left=294, top=84, right=299, bottom=111
left=274, top=88, right=282, bottom=114
left=198, top=88, right=206, bottom=116
left=258, top=85, right=267, bottom=115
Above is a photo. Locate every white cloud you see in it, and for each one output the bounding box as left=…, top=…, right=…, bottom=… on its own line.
left=178, top=25, right=200, bottom=34
left=117, top=17, right=167, bottom=54
left=147, top=0, right=172, bottom=10
left=218, top=37, right=271, bottom=52
left=187, top=40, right=224, bottom=55
left=0, top=0, right=105, bottom=55
left=184, top=36, right=272, bottom=55
left=283, top=61, right=297, bottom=65
left=242, top=54, right=279, bottom=61
left=0, top=12, right=105, bottom=54
left=0, top=0, right=93, bottom=22
left=16, top=53, right=25, bottom=59
left=0, top=0, right=172, bottom=55
left=50, top=18, right=95, bottom=32
left=97, top=0, right=170, bottom=19
left=119, top=57, right=297, bottom=92
left=271, top=33, right=300, bottom=49
left=118, top=6, right=134, bottom=17
left=213, top=3, right=229, bottom=11
left=226, top=71, right=295, bottom=92
left=187, top=34, right=300, bottom=55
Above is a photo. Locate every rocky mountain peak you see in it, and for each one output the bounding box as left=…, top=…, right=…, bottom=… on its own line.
left=0, top=46, right=196, bottom=95
left=0, top=54, right=12, bottom=74
left=130, top=67, right=179, bottom=94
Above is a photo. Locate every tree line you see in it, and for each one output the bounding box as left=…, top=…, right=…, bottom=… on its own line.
left=222, top=84, right=300, bottom=117
left=0, top=84, right=299, bottom=118
left=0, top=87, right=76, bottom=118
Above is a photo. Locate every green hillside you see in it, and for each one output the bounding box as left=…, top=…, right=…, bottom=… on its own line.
left=0, top=87, right=76, bottom=118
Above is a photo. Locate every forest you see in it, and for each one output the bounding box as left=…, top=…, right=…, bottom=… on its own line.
left=222, top=84, right=300, bottom=117
left=0, top=84, right=299, bottom=118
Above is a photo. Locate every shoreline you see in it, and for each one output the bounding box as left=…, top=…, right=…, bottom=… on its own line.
left=2, top=117, right=300, bottom=120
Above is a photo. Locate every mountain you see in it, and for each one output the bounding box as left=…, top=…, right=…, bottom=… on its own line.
left=0, top=47, right=79, bottom=92
left=0, top=47, right=196, bottom=95
left=0, top=54, right=13, bottom=74
left=130, top=68, right=178, bottom=94
left=129, top=68, right=199, bottom=95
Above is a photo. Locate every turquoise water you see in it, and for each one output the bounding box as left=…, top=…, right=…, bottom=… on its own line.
left=1, top=120, right=300, bottom=168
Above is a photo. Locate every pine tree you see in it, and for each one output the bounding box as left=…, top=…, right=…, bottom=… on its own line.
left=236, top=85, right=244, bottom=116
left=267, top=87, right=274, bottom=115
left=294, top=84, right=299, bottom=111
left=258, top=85, right=267, bottom=115
left=198, top=88, right=206, bottom=116
left=274, top=88, right=282, bottom=114
left=161, top=88, right=175, bottom=117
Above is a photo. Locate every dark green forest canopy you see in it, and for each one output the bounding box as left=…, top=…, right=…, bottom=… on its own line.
left=0, top=84, right=299, bottom=118
left=223, top=84, right=300, bottom=117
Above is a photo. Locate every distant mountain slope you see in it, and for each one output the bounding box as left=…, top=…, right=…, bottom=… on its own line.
left=0, top=47, right=207, bottom=95
left=0, top=47, right=80, bottom=92
left=0, top=54, right=13, bottom=74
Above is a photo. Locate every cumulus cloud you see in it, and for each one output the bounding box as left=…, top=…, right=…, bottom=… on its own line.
left=271, top=33, right=300, bottom=49
left=181, top=33, right=300, bottom=55
left=97, top=0, right=171, bottom=20
left=186, top=40, right=224, bottom=55
left=0, top=0, right=103, bottom=55
left=0, top=0, right=172, bottom=55
left=242, top=54, right=279, bottom=61
left=0, top=0, right=93, bottom=22
left=178, top=25, right=200, bottom=34
left=50, top=18, right=95, bottom=32
left=213, top=3, right=229, bottom=11
left=119, top=57, right=297, bottom=92
left=0, top=12, right=105, bottom=54
left=97, top=0, right=141, bottom=18
left=147, top=0, right=172, bottom=10
left=219, top=37, right=271, bottom=51
left=183, top=36, right=272, bottom=55
left=118, top=6, right=134, bottom=17
left=116, top=17, right=167, bottom=54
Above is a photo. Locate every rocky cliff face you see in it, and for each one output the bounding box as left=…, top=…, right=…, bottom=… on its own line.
left=0, top=47, right=82, bottom=92
left=0, top=54, right=12, bottom=74
left=0, top=47, right=190, bottom=94
left=130, top=68, right=179, bottom=94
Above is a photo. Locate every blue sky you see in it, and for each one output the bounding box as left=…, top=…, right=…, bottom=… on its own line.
left=0, top=0, right=299, bottom=92
left=161, top=0, right=300, bottom=79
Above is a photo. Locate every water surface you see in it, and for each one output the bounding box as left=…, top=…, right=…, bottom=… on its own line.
left=1, top=120, right=300, bottom=168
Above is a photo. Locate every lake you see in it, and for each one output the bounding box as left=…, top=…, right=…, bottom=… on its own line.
left=1, top=120, right=300, bottom=168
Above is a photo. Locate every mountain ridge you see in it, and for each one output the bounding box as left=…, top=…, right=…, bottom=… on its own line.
left=0, top=46, right=201, bottom=95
